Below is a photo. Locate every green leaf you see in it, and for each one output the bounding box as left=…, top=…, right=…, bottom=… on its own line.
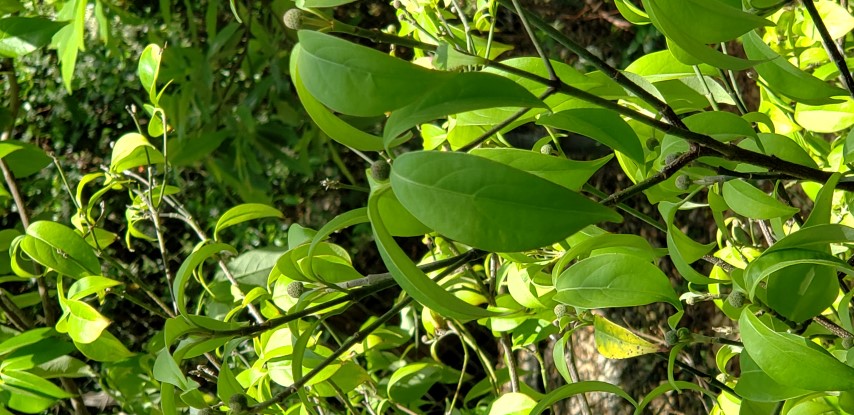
left=433, top=43, right=487, bottom=70
left=554, top=253, right=680, bottom=309
left=794, top=99, right=854, bottom=133
left=682, top=111, right=757, bottom=142
left=530, top=381, right=638, bottom=414
left=390, top=151, right=621, bottom=252
left=109, top=132, right=165, bottom=173
left=367, top=173, right=431, bottom=237
left=738, top=133, right=819, bottom=169
left=67, top=275, right=121, bottom=300
left=768, top=224, right=854, bottom=252
left=0, top=0, right=23, bottom=14
left=0, top=140, right=51, bottom=177
left=843, top=129, right=854, bottom=164
left=0, top=17, right=67, bottom=58
left=2, top=370, right=71, bottom=400
left=734, top=350, right=811, bottom=402
left=614, top=0, right=649, bottom=25
left=138, top=44, right=162, bottom=104
left=387, top=362, right=447, bottom=403
left=487, top=392, right=538, bottom=415
left=0, top=328, right=53, bottom=356
left=173, top=243, right=237, bottom=319
left=634, top=381, right=716, bottom=414
left=50, top=0, right=87, bottom=92
left=804, top=173, right=840, bottom=227
left=368, top=188, right=496, bottom=321
left=154, top=348, right=192, bottom=390
left=60, top=299, right=111, bottom=344
left=659, top=201, right=720, bottom=285
left=722, top=179, right=799, bottom=220
left=537, top=108, right=644, bottom=163
left=74, top=330, right=134, bottom=362
left=21, top=221, right=100, bottom=278
left=214, top=203, right=283, bottom=241
left=383, top=71, right=544, bottom=145
left=739, top=310, right=854, bottom=391
left=742, top=31, right=846, bottom=105
left=297, top=30, right=449, bottom=117
left=305, top=208, right=368, bottom=279
left=289, top=45, right=384, bottom=151
left=643, top=0, right=767, bottom=69
left=469, top=148, right=612, bottom=191
left=593, top=315, right=659, bottom=359
left=743, top=247, right=852, bottom=297
left=625, top=49, right=717, bottom=82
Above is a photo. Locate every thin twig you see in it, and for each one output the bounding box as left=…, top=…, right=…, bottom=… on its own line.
left=499, top=334, right=520, bottom=392
left=801, top=0, right=854, bottom=97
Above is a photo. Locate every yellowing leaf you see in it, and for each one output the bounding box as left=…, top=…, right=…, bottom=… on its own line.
left=593, top=315, right=659, bottom=359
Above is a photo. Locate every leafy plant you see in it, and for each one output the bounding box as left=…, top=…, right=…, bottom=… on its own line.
left=2, top=0, right=854, bottom=414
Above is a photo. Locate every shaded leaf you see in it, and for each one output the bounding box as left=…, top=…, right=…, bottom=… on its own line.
left=739, top=311, right=854, bottom=391
left=0, top=17, right=66, bottom=58
left=538, top=108, right=644, bottom=163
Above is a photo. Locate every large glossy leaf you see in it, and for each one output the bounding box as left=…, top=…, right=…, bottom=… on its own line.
left=0, top=17, right=67, bottom=58
left=642, top=0, right=767, bottom=69
left=289, top=45, right=384, bottom=151
left=659, top=201, right=720, bottom=285
left=768, top=224, right=854, bottom=252
left=739, top=311, right=854, bottom=391
left=469, top=148, right=611, bottom=191
left=743, top=248, right=852, bottom=299
left=368, top=188, right=496, bottom=321
left=73, top=330, right=134, bottom=362
left=738, top=133, right=818, bottom=169
left=390, top=151, right=622, bottom=252
left=593, top=315, right=659, bottom=359
left=722, top=179, right=799, bottom=220
left=735, top=350, right=811, bottom=402
left=743, top=31, right=845, bottom=105
left=383, top=72, right=544, bottom=145
left=537, top=108, right=644, bottom=163
left=297, top=30, right=450, bottom=117
left=554, top=253, right=680, bottom=309
left=488, top=393, right=538, bottom=415
left=21, top=221, right=100, bottom=278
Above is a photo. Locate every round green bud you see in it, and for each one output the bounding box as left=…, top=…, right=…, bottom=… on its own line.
left=843, top=337, right=854, bottom=349
left=540, top=144, right=554, bottom=155
left=554, top=304, right=568, bottom=318
left=664, top=330, right=679, bottom=346
left=283, top=9, right=304, bottom=30
left=286, top=281, right=305, bottom=298
left=229, top=394, right=248, bottom=413
left=675, top=175, right=691, bottom=191
left=728, top=290, right=747, bottom=308
left=370, top=159, right=391, bottom=181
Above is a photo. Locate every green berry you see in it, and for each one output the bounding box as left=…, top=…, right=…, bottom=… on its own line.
left=286, top=281, right=305, bottom=298
left=554, top=304, right=568, bottom=318
left=540, top=144, right=554, bottom=155
left=283, top=9, right=304, bottom=30
left=229, top=394, right=247, bottom=413
left=645, top=138, right=658, bottom=151
left=675, top=175, right=691, bottom=191
left=728, top=291, right=747, bottom=308
left=843, top=337, right=854, bottom=349
left=664, top=330, right=679, bottom=346
left=370, top=159, right=391, bottom=181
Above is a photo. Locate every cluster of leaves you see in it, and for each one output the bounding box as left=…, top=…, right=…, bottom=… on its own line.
left=3, top=0, right=854, bottom=414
